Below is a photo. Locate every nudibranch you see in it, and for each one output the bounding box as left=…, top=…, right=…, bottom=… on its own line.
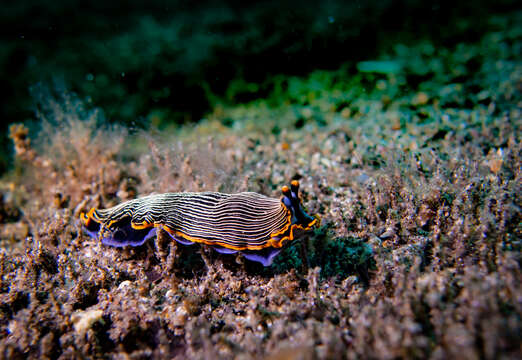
left=80, top=180, right=319, bottom=266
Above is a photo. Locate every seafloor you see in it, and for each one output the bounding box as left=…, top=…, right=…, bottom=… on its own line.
left=1, top=13, right=521, bottom=360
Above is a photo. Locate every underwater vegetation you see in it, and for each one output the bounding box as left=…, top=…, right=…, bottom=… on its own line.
left=0, top=0, right=520, bottom=173
left=0, top=5, right=520, bottom=360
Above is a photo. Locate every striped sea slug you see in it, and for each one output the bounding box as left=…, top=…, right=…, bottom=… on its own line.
left=80, top=180, right=319, bottom=266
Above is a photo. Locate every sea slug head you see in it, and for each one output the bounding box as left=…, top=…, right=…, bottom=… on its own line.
left=281, top=180, right=319, bottom=230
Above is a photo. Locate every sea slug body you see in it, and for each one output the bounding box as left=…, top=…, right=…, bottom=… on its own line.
left=80, top=181, right=319, bottom=266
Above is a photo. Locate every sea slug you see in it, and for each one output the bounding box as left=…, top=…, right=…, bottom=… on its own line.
left=81, top=180, right=318, bottom=266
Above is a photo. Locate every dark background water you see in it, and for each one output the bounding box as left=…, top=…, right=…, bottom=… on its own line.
left=0, top=0, right=519, bottom=173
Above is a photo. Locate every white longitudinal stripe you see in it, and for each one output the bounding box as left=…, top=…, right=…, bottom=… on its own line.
left=163, top=207, right=285, bottom=224
left=170, top=218, right=288, bottom=239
